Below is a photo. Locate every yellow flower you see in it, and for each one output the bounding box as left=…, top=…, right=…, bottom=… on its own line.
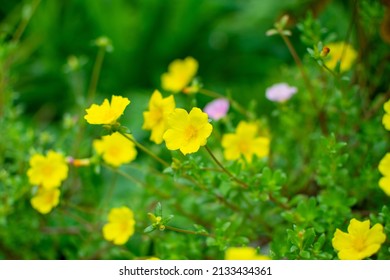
left=225, top=247, right=270, bottom=260
left=382, top=100, right=390, bottom=131
left=93, top=132, right=137, bottom=167
left=103, top=206, right=136, bottom=245
left=222, top=121, right=270, bottom=163
left=163, top=107, right=213, bottom=155
left=84, top=95, right=130, bottom=125
left=142, top=90, right=175, bottom=144
left=161, top=57, right=198, bottom=92
left=31, top=187, right=61, bottom=214
left=324, top=42, right=357, bottom=72
left=27, top=150, right=68, bottom=189
left=378, top=153, right=390, bottom=196
left=332, top=218, right=386, bottom=260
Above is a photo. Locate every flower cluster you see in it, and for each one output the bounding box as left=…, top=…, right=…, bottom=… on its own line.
left=27, top=150, right=68, bottom=214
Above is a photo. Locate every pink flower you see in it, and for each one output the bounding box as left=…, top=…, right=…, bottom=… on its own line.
left=204, top=98, right=229, bottom=120
left=265, top=83, right=297, bottom=102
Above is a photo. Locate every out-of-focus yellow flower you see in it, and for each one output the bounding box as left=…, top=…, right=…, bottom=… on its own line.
left=163, top=107, right=212, bottom=155
left=324, top=42, right=357, bottom=72
left=27, top=150, right=68, bottom=189
left=382, top=100, right=390, bottom=131
left=84, top=95, right=130, bottom=125
left=103, top=206, right=136, bottom=245
left=225, top=247, right=270, bottom=260
left=378, top=153, right=390, bottom=196
left=222, top=121, right=270, bottom=163
left=161, top=57, right=198, bottom=92
left=93, top=132, right=137, bottom=167
left=31, top=187, right=61, bottom=214
left=142, top=90, right=175, bottom=144
left=332, top=218, right=386, bottom=260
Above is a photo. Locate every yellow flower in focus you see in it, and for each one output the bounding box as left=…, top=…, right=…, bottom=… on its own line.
left=378, top=153, right=390, bottom=196
left=93, top=132, right=137, bottom=167
left=332, top=218, right=386, bottom=260
left=163, top=107, right=213, bottom=155
left=225, top=247, right=270, bottom=260
left=222, top=121, right=270, bottom=163
left=84, top=95, right=130, bottom=125
left=142, top=90, right=175, bottom=144
left=27, top=150, right=68, bottom=189
left=103, top=206, right=136, bottom=245
left=382, top=100, right=390, bottom=131
left=324, top=42, right=357, bottom=72
left=31, top=187, right=60, bottom=214
left=161, top=57, right=198, bottom=92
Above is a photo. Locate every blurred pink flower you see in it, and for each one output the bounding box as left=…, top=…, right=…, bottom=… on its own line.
left=204, top=98, right=229, bottom=120
left=265, top=83, right=297, bottom=102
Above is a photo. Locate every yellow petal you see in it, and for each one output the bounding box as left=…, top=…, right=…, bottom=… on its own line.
left=379, top=176, right=390, bottom=196
left=348, top=219, right=370, bottom=236
left=31, top=188, right=60, bottom=214
left=382, top=114, right=390, bottom=131
left=379, top=153, right=390, bottom=176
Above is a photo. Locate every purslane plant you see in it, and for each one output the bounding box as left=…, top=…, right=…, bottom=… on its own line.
left=2, top=1, right=390, bottom=260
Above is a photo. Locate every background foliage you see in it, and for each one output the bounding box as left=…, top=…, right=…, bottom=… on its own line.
left=1, top=0, right=390, bottom=259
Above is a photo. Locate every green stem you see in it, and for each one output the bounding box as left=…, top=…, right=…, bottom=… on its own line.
left=12, top=0, right=41, bottom=43
left=1, top=0, right=41, bottom=116
left=322, top=63, right=338, bottom=79
left=87, top=47, right=106, bottom=104
left=279, top=33, right=317, bottom=109
left=204, top=145, right=248, bottom=189
left=165, top=225, right=211, bottom=237
left=101, top=172, right=118, bottom=214
left=198, top=88, right=253, bottom=119
left=104, top=164, right=172, bottom=199
left=118, top=132, right=170, bottom=167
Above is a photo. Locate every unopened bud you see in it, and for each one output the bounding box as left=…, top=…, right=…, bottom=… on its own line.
left=320, top=46, right=330, bottom=57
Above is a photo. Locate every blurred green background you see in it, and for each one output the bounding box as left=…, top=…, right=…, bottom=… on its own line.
left=1, top=0, right=368, bottom=121
left=1, top=0, right=390, bottom=260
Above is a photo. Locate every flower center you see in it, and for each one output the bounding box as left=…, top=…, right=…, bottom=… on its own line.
left=107, top=145, right=120, bottom=157
left=152, top=108, right=163, bottom=124
left=44, top=191, right=56, bottom=204
left=41, top=163, right=54, bottom=177
left=353, top=237, right=366, bottom=252
left=184, top=125, right=198, bottom=142
left=238, top=140, right=250, bottom=154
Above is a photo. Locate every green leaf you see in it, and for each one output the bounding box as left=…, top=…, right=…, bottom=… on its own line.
left=307, top=48, right=315, bottom=57
left=221, top=222, right=231, bottom=232
left=313, top=234, right=326, bottom=251
left=144, top=225, right=156, bottom=234
left=299, top=250, right=311, bottom=259
left=161, top=214, right=174, bottom=225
